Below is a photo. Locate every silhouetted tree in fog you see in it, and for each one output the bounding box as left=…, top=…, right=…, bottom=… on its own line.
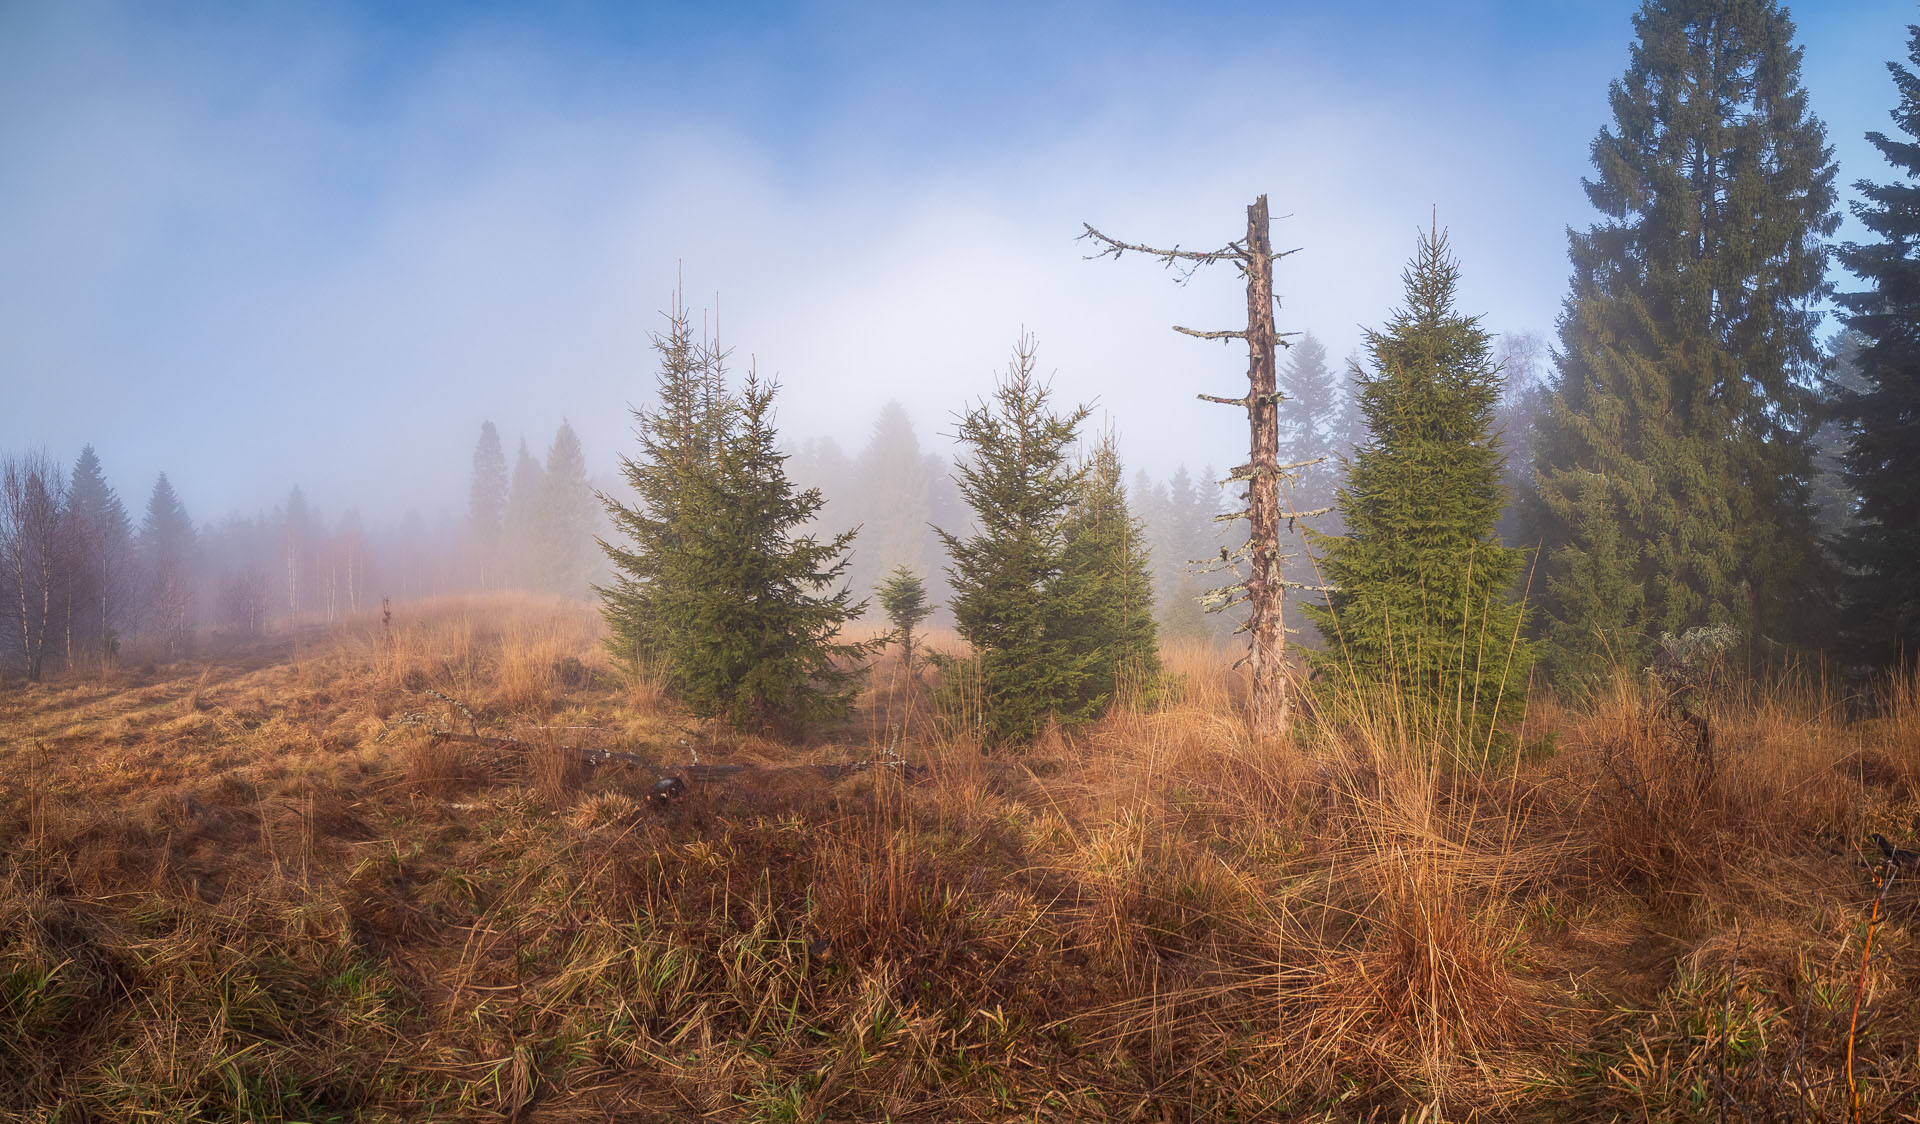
left=202, top=510, right=273, bottom=635
left=1276, top=332, right=1343, bottom=511
left=469, top=421, right=508, bottom=590
left=504, top=439, right=545, bottom=587
left=65, top=445, right=131, bottom=667
left=852, top=402, right=932, bottom=596
left=1274, top=332, right=1343, bottom=636
left=216, top=568, right=268, bottom=637
left=330, top=509, right=368, bottom=619
left=538, top=421, right=598, bottom=597
left=1, top=451, right=67, bottom=680
left=1809, top=330, right=1869, bottom=547
left=282, top=486, right=311, bottom=624
left=1492, top=330, right=1551, bottom=548
left=1132, top=463, right=1235, bottom=646
left=139, top=473, right=196, bottom=659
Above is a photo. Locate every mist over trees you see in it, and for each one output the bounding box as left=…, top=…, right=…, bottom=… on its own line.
left=1272, top=331, right=1366, bottom=644
left=0, top=443, right=499, bottom=676
left=468, top=421, right=508, bottom=591
left=6, top=0, right=1915, bottom=732
left=62, top=446, right=133, bottom=668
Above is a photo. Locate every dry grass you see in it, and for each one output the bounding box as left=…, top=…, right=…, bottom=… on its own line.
left=1, top=597, right=1917, bottom=1121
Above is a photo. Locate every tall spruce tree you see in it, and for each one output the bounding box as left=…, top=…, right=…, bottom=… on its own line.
left=936, top=335, right=1097, bottom=746
left=469, top=421, right=508, bottom=590
left=1834, top=23, right=1920, bottom=666
left=1304, top=224, right=1533, bottom=745
left=504, top=439, right=545, bottom=588
left=599, top=302, right=875, bottom=732
left=282, top=485, right=311, bottom=623
left=539, top=421, right=598, bottom=597
left=139, top=473, right=196, bottom=658
left=1135, top=465, right=1214, bottom=644
left=851, top=402, right=933, bottom=600
left=1277, top=333, right=1341, bottom=481
left=600, top=303, right=719, bottom=674
left=1276, top=332, right=1343, bottom=636
left=1058, top=431, right=1160, bottom=709
left=1529, top=0, right=1838, bottom=685
left=1491, top=332, right=1552, bottom=546
left=66, top=445, right=131, bottom=667
left=1809, top=330, right=1869, bottom=545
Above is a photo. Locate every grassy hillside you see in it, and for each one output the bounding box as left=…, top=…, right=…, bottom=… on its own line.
left=1, top=596, right=1916, bottom=1121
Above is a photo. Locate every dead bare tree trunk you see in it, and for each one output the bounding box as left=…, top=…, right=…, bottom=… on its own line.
left=1083, top=195, right=1328, bottom=731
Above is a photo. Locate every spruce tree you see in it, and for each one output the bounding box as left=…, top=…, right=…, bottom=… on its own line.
left=1277, top=333, right=1341, bottom=481
left=1834, top=23, right=1920, bottom=666
left=539, top=421, right=598, bottom=597
left=599, top=302, right=719, bottom=674
left=66, top=445, right=131, bottom=666
left=282, top=485, right=310, bottom=623
left=139, top=473, right=196, bottom=657
left=1529, top=0, right=1838, bottom=685
left=1809, top=330, right=1869, bottom=545
left=852, top=402, right=933, bottom=598
left=1275, top=332, right=1343, bottom=634
left=599, top=303, right=876, bottom=732
left=936, top=335, right=1097, bottom=746
left=1058, top=432, right=1160, bottom=709
left=1491, top=333, right=1552, bottom=546
left=599, top=304, right=717, bottom=674
left=504, top=439, right=545, bottom=588
left=1304, top=224, right=1533, bottom=746
left=469, top=421, right=508, bottom=590
left=876, top=565, right=934, bottom=668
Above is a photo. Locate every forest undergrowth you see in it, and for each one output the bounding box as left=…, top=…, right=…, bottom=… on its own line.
left=1, top=596, right=1916, bottom=1122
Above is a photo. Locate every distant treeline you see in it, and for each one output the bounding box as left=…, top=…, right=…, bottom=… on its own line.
left=0, top=419, right=602, bottom=678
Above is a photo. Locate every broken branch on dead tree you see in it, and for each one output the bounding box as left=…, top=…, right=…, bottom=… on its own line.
left=1224, top=455, right=1323, bottom=482
left=1174, top=326, right=1248, bottom=341
left=1202, top=391, right=1291, bottom=412
left=1079, top=224, right=1244, bottom=265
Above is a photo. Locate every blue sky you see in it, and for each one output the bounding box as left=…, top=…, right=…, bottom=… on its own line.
left=0, top=1, right=1910, bottom=527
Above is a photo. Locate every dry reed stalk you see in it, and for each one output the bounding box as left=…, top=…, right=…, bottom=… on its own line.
left=1847, top=862, right=1896, bottom=1123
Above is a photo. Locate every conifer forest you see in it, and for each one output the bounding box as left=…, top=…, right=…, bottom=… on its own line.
left=3, top=2, right=1920, bottom=1120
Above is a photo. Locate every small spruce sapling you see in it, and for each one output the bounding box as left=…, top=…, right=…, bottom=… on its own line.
left=877, top=565, right=935, bottom=669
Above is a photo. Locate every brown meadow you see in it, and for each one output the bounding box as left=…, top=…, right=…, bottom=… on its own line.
left=1, top=595, right=1916, bottom=1121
